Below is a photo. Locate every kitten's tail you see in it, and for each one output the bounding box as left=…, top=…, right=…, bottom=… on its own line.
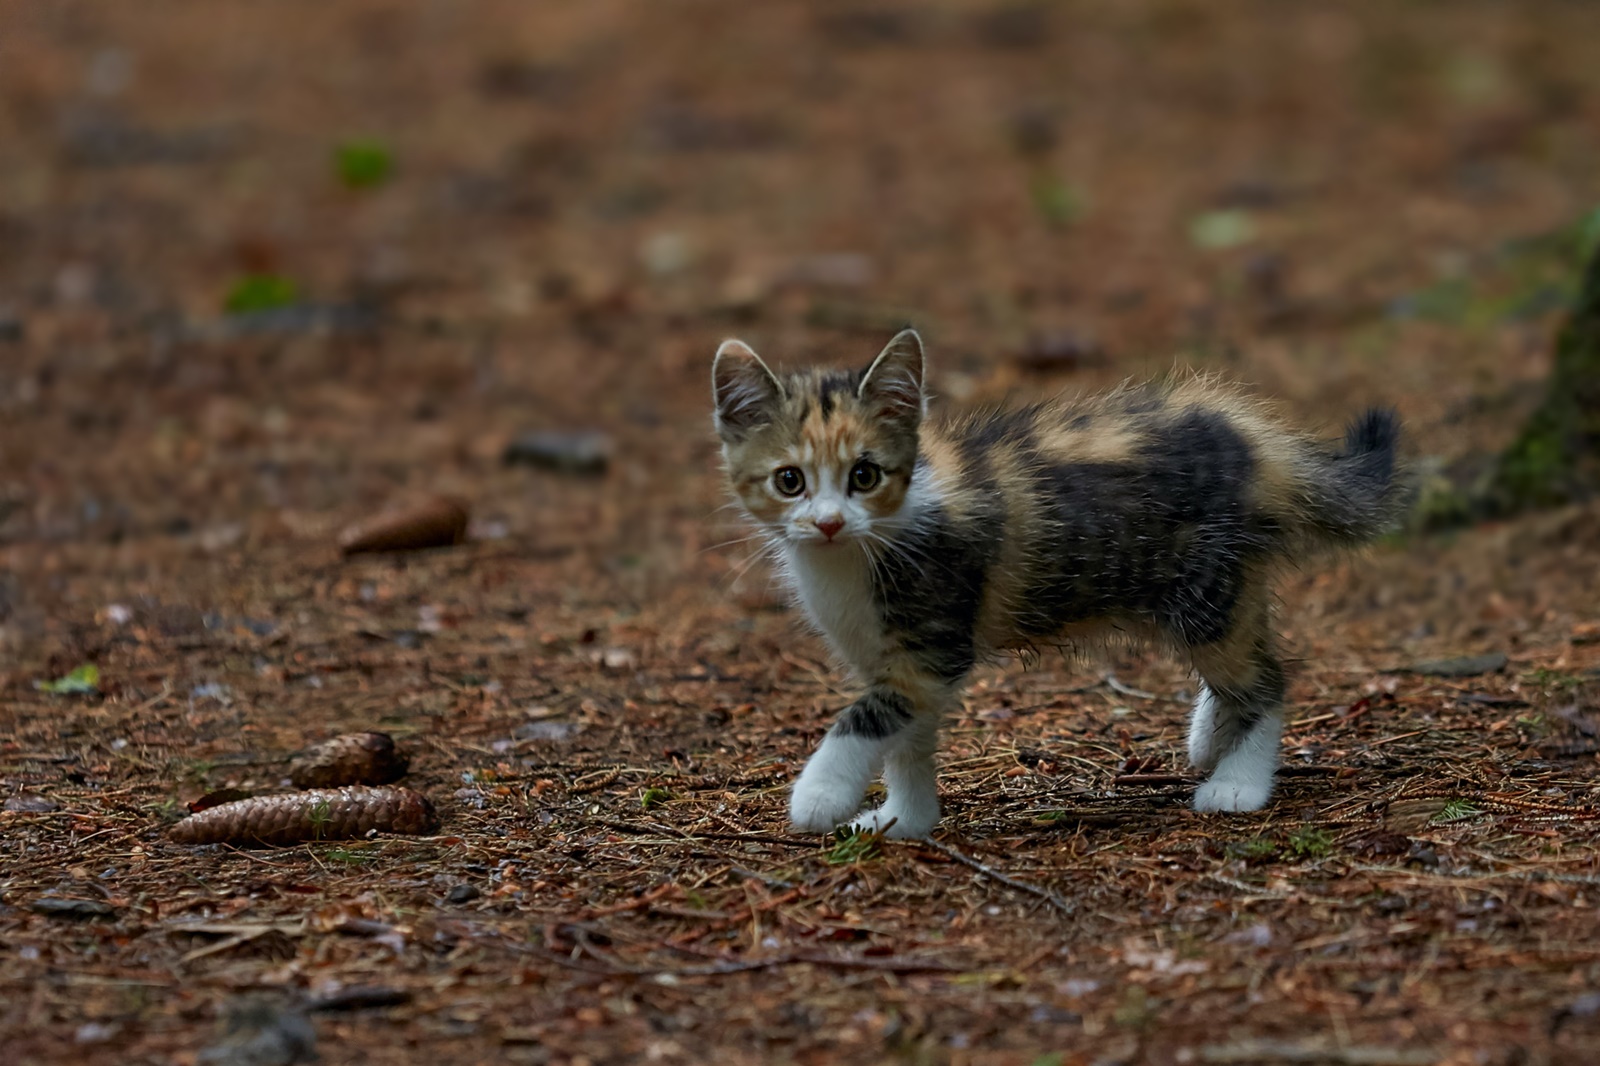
left=1290, top=407, right=1407, bottom=545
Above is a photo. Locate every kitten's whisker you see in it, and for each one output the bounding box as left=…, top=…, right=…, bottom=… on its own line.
left=724, top=538, right=783, bottom=587
left=699, top=532, right=770, bottom=556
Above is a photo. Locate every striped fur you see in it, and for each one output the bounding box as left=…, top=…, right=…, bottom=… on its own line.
left=713, top=330, right=1403, bottom=836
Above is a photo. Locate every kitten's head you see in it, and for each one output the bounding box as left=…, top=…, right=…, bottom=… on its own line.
left=712, top=329, right=925, bottom=548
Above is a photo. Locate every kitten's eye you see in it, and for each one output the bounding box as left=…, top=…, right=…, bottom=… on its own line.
left=773, top=467, right=806, bottom=497
left=850, top=460, right=881, bottom=493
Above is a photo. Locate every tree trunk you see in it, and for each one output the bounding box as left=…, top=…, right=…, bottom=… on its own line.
left=1483, top=241, right=1600, bottom=514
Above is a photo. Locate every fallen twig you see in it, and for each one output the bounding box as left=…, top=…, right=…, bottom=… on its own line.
left=1199, top=1039, right=1436, bottom=1065
left=917, top=838, right=1075, bottom=917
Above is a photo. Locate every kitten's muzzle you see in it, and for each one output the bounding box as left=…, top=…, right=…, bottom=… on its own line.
left=814, top=515, right=845, bottom=541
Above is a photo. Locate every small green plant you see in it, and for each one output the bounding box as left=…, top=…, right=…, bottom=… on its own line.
left=325, top=847, right=378, bottom=865
left=308, top=798, right=333, bottom=839
left=1526, top=668, right=1581, bottom=690
left=335, top=139, right=394, bottom=190
left=170, top=758, right=218, bottom=786
left=1188, top=208, right=1256, bottom=250
left=224, top=274, right=299, bottom=315
left=1287, top=827, right=1335, bottom=861
left=640, top=787, right=671, bottom=811
left=826, top=827, right=883, bottom=865
left=35, top=663, right=100, bottom=695
left=1430, top=799, right=1482, bottom=825
left=1113, top=985, right=1154, bottom=1028
left=1226, top=837, right=1278, bottom=862
left=1029, top=174, right=1084, bottom=228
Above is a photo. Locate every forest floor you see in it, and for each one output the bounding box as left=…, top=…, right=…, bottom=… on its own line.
left=3, top=2, right=1600, bottom=1063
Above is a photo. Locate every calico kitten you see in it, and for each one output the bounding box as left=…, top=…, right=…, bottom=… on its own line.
left=712, top=329, right=1402, bottom=838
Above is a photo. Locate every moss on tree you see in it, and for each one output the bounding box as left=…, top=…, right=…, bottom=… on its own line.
left=1483, top=242, right=1600, bottom=514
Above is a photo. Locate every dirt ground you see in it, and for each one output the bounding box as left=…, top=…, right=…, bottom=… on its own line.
left=3, top=2, right=1600, bottom=1063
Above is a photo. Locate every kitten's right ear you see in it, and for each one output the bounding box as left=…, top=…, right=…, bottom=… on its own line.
left=712, top=339, right=785, bottom=440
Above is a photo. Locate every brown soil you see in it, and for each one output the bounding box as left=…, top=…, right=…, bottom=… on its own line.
left=3, top=3, right=1599, bottom=1064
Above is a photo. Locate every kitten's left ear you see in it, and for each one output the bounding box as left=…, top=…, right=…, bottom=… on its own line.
left=712, top=339, right=785, bottom=440
left=859, top=328, right=926, bottom=426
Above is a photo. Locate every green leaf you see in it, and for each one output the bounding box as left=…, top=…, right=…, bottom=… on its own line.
left=36, top=663, right=100, bottom=695
left=825, top=827, right=882, bottom=865
left=224, top=274, right=299, bottom=315
left=1287, top=827, right=1334, bottom=860
left=1188, top=209, right=1256, bottom=250
left=335, top=139, right=394, bottom=190
left=1430, top=799, right=1482, bottom=825
left=1030, top=175, right=1084, bottom=228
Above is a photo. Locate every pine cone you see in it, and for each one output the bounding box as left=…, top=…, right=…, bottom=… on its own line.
left=168, top=787, right=439, bottom=847
left=289, top=732, right=408, bottom=789
left=338, top=495, right=469, bottom=555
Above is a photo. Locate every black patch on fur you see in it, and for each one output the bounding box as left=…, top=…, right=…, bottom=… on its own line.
left=816, top=371, right=862, bottom=419
left=1011, top=406, right=1274, bottom=647
left=836, top=690, right=915, bottom=738
left=960, top=405, right=1042, bottom=456
left=1110, top=386, right=1167, bottom=416
left=870, top=461, right=1003, bottom=683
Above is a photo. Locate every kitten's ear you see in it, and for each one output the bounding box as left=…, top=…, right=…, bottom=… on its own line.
left=858, top=328, right=925, bottom=426
left=712, top=339, right=785, bottom=440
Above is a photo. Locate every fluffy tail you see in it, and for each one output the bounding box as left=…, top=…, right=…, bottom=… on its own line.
left=1296, top=407, right=1405, bottom=544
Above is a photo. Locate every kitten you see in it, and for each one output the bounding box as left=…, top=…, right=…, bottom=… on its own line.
left=712, top=329, right=1402, bottom=838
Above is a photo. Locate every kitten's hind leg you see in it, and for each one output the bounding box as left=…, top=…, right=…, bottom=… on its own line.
left=789, top=689, right=909, bottom=833
left=852, top=710, right=941, bottom=839
left=1188, top=619, right=1287, bottom=813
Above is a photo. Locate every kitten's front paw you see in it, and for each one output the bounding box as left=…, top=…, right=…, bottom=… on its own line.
left=1192, top=773, right=1273, bottom=812
left=851, top=802, right=938, bottom=839
left=1186, top=687, right=1219, bottom=771
left=789, top=785, right=864, bottom=834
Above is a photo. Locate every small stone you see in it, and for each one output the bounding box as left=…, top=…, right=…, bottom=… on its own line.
left=1407, top=652, right=1508, bottom=678
left=447, top=883, right=481, bottom=904
left=74, top=1022, right=117, bottom=1045
left=30, top=897, right=118, bottom=921
left=502, top=430, right=611, bottom=476
left=600, top=646, right=636, bottom=671
left=5, top=792, right=59, bottom=813
left=514, top=719, right=580, bottom=743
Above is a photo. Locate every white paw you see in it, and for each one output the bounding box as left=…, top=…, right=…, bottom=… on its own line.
left=789, top=733, right=881, bottom=833
left=851, top=801, right=939, bottom=839
left=1192, top=773, right=1273, bottom=812
left=789, top=784, right=865, bottom=833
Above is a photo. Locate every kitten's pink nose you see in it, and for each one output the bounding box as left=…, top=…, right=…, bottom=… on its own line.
left=815, top=516, right=845, bottom=540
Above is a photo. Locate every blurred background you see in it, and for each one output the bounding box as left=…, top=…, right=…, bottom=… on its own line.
left=4, top=1, right=1599, bottom=577
left=5, top=5, right=1600, bottom=1062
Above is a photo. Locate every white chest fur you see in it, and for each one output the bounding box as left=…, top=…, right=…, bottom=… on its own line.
left=782, top=545, right=886, bottom=679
